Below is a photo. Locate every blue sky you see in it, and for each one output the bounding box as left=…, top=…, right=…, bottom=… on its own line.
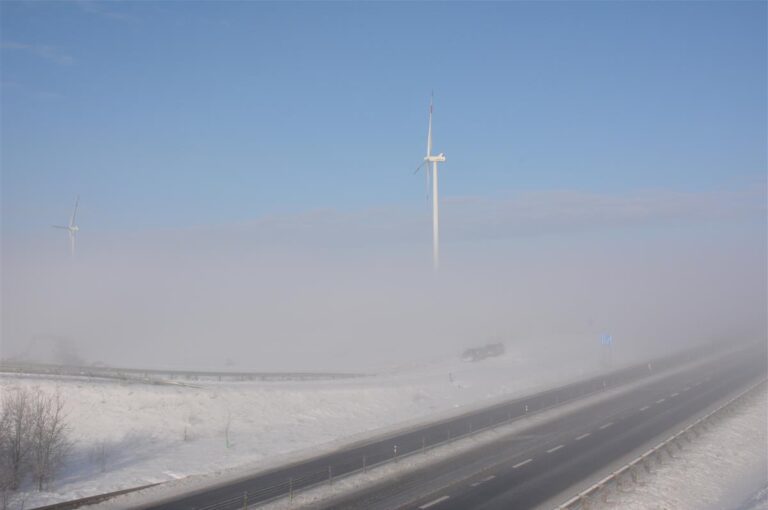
left=2, top=1, right=767, bottom=368
left=1, top=1, right=766, bottom=232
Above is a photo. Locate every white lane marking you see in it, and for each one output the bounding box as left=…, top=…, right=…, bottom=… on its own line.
left=547, top=444, right=564, bottom=453
left=419, top=495, right=450, bottom=509
left=471, top=474, right=497, bottom=486
left=513, top=458, right=533, bottom=468
left=683, top=386, right=691, bottom=391
left=599, top=422, right=613, bottom=430
left=671, top=392, right=679, bottom=397
left=575, top=432, right=591, bottom=441
left=656, top=398, right=666, bottom=404
left=640, top=406, right=650, bottom=411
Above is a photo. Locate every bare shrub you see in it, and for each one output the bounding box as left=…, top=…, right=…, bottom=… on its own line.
left=29, top=390, right=72, bottom=490
left=0, top=399, right=14, bottom=510
left=0, top=387, right=73, bottom=495
left=0, top=387, right=33, bottom=491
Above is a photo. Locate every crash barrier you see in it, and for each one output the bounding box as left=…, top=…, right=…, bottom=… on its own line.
left=29, top=483, right=161, bottom=510
left=29, top=341, right=761, bottom=510
left=191, top=345, right=762, bottom=510
left=554, top=377, right=767, bottom=510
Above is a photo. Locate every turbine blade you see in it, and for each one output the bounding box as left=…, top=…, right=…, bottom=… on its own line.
left=69, top=231, right=75, bottom=256
left=52, top=225, right=69, bottom=229
left=70, top=195, right=79, bottom=228
left=413, top=161, right=427, bottom=174
left=426, top=94, right=433, bottom=158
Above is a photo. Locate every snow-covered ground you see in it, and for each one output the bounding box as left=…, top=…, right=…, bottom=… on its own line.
left=2, top=341, right=608, bottom=509
left=593, top=383, right=767, bottom=510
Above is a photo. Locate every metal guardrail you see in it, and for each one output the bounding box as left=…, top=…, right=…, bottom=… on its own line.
left=0, top=363, right=368, bottom=384
left=553, top=377, right=768, bottom=510
left=186, top=345, right=760, bottom=510
left=30, top=483, right=161, bottom=510
left=192, top=411, right=528, bottom=510
left=167, top=374, right=683, bottom=509
left=24, top=342, right=758, bottom=510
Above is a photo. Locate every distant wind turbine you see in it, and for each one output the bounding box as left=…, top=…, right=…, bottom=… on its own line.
left=52, top=196, right=79, bottom=256
left=414, top=93, right=446, bottom=272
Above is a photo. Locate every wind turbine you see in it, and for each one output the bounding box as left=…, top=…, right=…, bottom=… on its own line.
left=414, top=94, right=446, bottom=271
left=52, top=196, right=79, bottom=256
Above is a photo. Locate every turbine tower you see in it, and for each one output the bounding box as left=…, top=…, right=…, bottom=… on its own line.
left=52, top=195, right=80, bottom=256
left=414, top=94, right=446, bottom=271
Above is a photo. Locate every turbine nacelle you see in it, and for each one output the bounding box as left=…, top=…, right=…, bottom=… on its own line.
left=426, top=153, right=446, bottom=163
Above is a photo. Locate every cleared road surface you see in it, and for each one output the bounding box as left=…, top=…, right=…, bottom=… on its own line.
left=328, top=342, right=766, bottom=510
left=139, top=341, right=764, bottom=510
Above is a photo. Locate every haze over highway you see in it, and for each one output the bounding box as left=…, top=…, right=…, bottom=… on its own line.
left=1, top=2, right=765, bottom=509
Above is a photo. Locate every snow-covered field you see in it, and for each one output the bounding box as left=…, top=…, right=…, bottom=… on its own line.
left=2, top=341, right=608, bottom=509
left=593, top=383, right=768, bottom=510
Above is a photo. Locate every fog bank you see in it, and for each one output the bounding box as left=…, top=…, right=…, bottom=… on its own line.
left=2, top=189, right=765, bottom=371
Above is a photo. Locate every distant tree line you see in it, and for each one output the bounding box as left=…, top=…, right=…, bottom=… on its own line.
left=0, top=387, right=72, bottom=509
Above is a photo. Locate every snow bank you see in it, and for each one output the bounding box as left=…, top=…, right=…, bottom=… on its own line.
left=1, top=342, right=604, bottom=508
left=593, top=384, right=767, bottom=510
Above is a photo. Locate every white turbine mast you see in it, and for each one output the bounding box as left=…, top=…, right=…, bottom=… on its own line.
left=414, top=93, right=446, bottom=271
left=52, top=195, right=80, bottom=256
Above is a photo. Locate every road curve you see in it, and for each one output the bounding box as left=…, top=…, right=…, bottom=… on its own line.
left=138, top=341, right=760, bottom=510
left=329, top=343, right=766, bottom=510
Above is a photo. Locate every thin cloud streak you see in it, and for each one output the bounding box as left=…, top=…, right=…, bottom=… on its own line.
left=161, top=187, right=765, bottom=248
left=72, top=0, right=137, bottom=22
left=1, top=42, right=75, bottom=65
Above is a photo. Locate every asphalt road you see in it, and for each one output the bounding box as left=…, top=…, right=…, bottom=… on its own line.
left=329, top=343, right=766, bottom=510
left=139, top=341, right=762, bottom=510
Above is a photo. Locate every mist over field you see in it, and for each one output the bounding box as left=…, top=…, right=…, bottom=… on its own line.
left=1, top=2, right=766, bottom=508
left=3, top=187, right=765, bottom=371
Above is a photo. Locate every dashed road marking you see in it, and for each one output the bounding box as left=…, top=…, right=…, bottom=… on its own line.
left=640, top=406, right=650, bottom=411
left=656, top=398, right=666, bottom=404
left=470, top=475, right=496, bottom=487
left=419, top=495, right=450, bottom=509
left=599, top=422, right=613, bottom=430
left=547, top=444, right=564, bottom=453
left=683, top=386, right=691, bottom=391
left=513, top=458, right=533, bottom=469
left=575, top=432, right=591, bottom=441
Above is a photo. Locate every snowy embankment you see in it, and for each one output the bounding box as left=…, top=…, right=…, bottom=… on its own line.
left=592, top=383, right=767, bottom=510
left=2, top=342, right=606, bottom=509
